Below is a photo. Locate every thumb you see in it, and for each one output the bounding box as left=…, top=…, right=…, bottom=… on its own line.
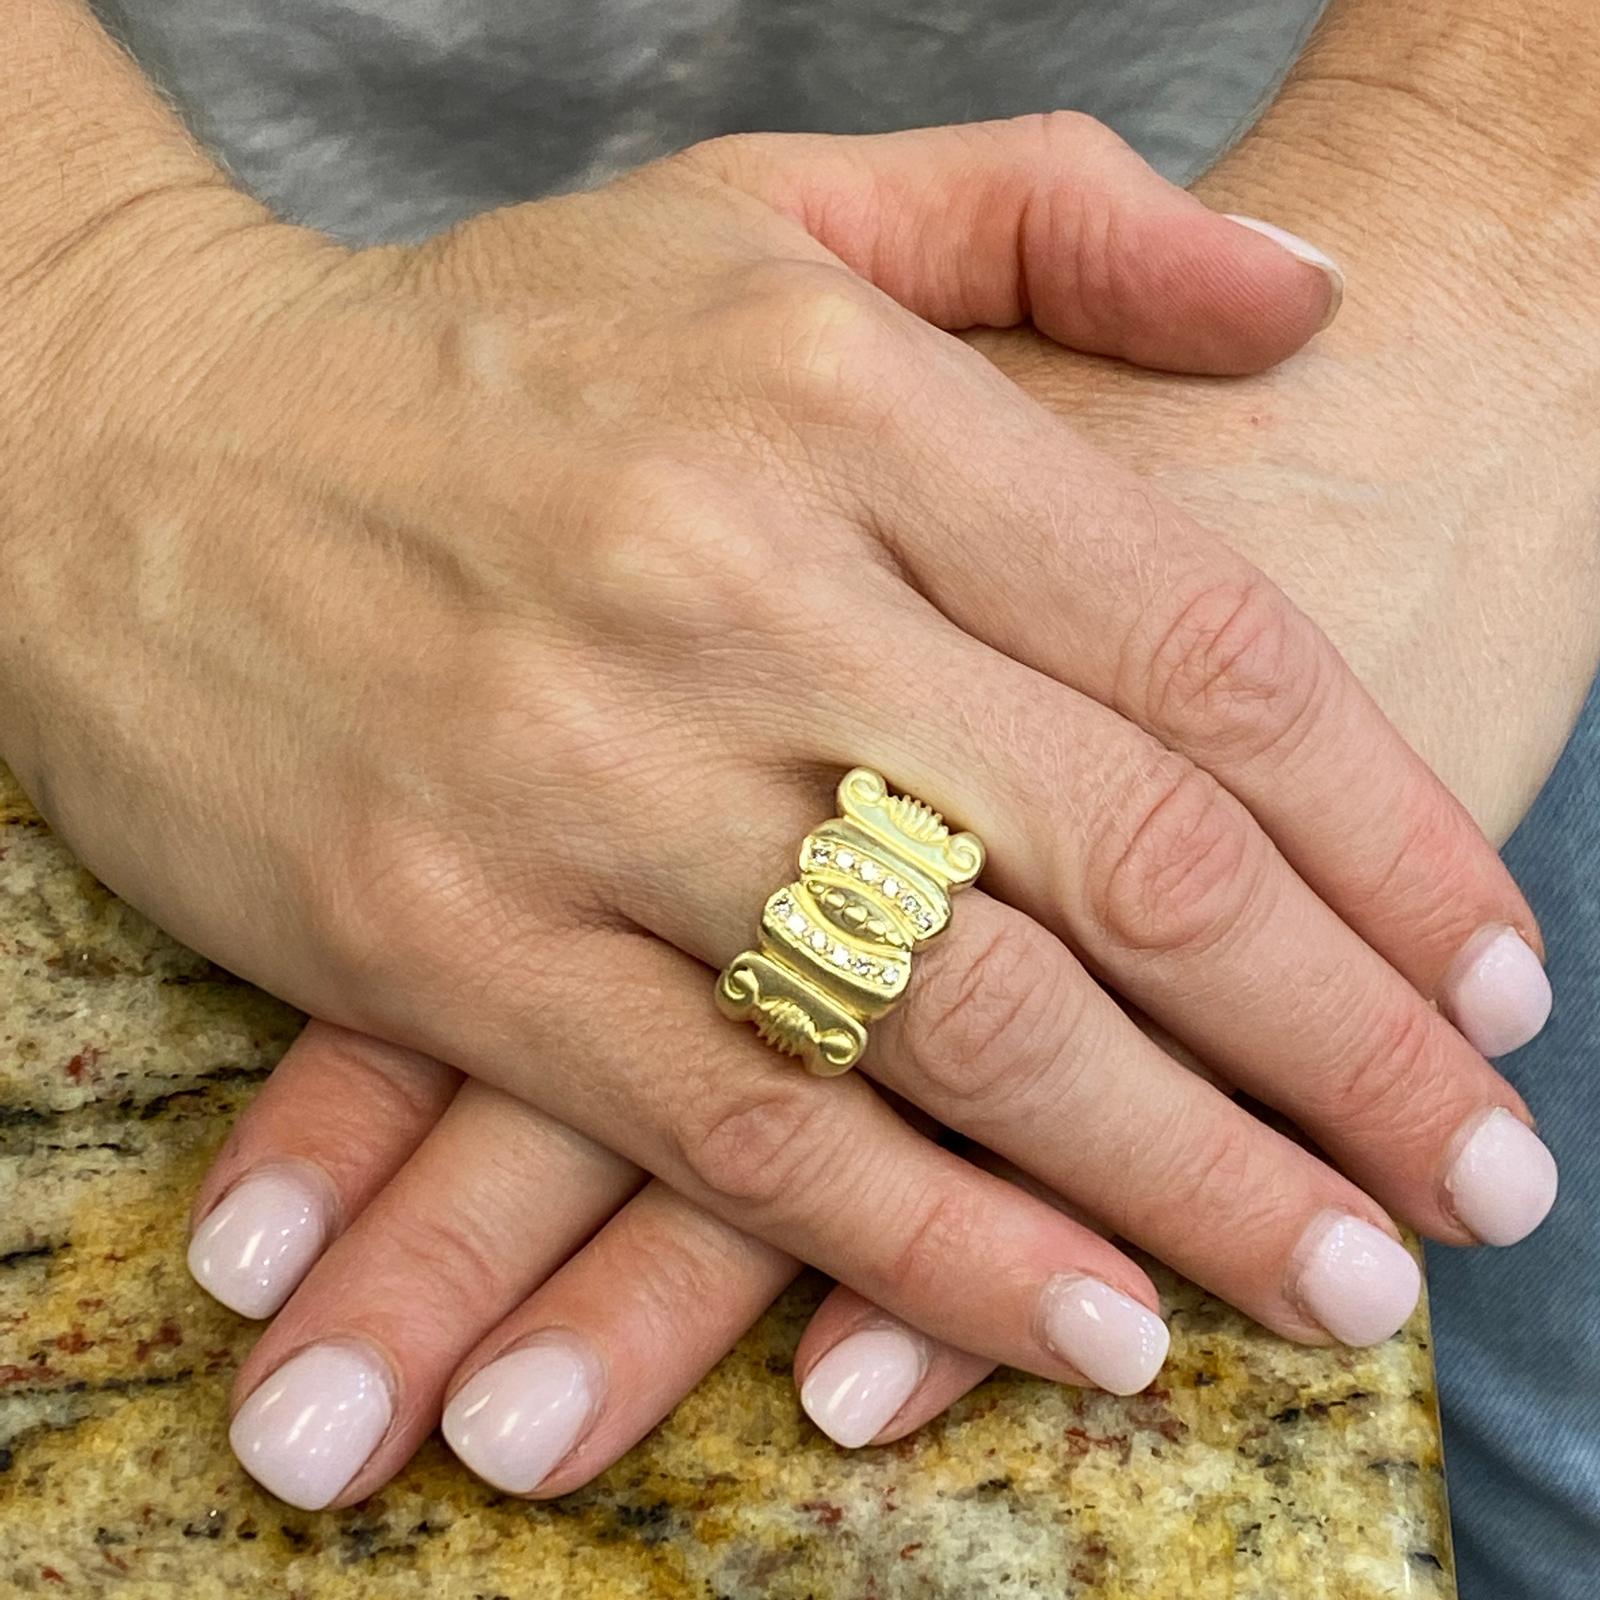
left=688, top=112, right=1343, bottom=376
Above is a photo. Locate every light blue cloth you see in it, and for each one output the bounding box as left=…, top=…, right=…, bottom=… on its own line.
left=1427, top=675, right=1600, bottom=1595
left=98, top=0, right=1600, bottom=1587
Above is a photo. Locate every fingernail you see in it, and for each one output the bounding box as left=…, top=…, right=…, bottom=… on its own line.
left=799, top=1325, right=924, bottom=1448
left=1444, top=1107, right=1559, bottom=1246
left=1290, top=1212, right=1421, bottom=1346
left=1038, top=1275, right=1169, bottom=1395
left=188, top=1167, right=333, bottom=1319
left=1442, top=926, right=1552, bottom=1057
left=229, top=1342, right=393, bottom=1510
left=442, top=1333, right=599, bottom=1494
left=1223, top=213, right=1345, bottom=329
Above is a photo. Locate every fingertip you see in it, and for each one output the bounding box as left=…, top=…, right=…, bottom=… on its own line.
left=188, top=1163, right=335, bottom=1320
left=1440, top=925, right=1553, bottom=1058
left=1152, top=209, right=1343, bottom=374
left=1037, top=1274, right=1170, bottom=1396
left=442, top=1333, right=602, bottom=1495
left=1222, top=214, right=1345, bottom=333
left=1288, top=1212, right=1422, bottom=1348
left=797, top=1323, right=926, bottom=1448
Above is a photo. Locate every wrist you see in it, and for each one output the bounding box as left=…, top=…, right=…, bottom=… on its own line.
left=0, top=2, right=235, bottom=255
left=1190, top=4, right=1600, bottom=464
left=1196, top=0, right=1600, bottom=350
left=0, top=3, right=256, bottom=420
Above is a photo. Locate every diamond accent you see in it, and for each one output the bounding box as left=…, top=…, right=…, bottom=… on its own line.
left=769, top=894, right=909, bottom=991
left=804, top=847, right=938, bottom=934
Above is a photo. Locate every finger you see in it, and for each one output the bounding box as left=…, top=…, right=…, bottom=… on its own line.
left=226, top=1081, right=639, bottom=1510
left=399, top=930, right=1173, bottom=1397
left=187, top=1021, right=460, bottom=1318
left=682, top=112, right=1341, bottom=373
left=632, top=797, right=1423, bottom=1352
left=853, top=356, right=1549, bottom=1054
left=813, top=640, right=1557, bottom=1249
left=591, top=650, right=1548, bottom=1256
left=795, top=1287, right=993, bottom=1449
left=794, top=1153, right=1083, bottom=1449
left=442, top=1181, right=798, bottom=1497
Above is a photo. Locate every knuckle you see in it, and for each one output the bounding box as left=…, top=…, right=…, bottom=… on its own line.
left=296, top=1025, right=454, bottom=1128
left=1138, top=575, right=1327, bottom=765
left=382, top=1206, right=511, bottom=1319
left=1319, top=997, right=1463, bottom=1145
left=568, top=451, right=780, bottom=636
left=898, top=921, right=1083, bottom=1110
left=1016, top=108, right=1125, bottom=161
left=623, top=1216, right=748, bottom=1341
left=624, top=1235, right=726, bottom=1337
left=718, top=258, right=902, bottom=413
left=1118, top=1116, right=1267, bottom=1240
left=1363, top=768, right=1488, bottom=944
left=578, top=451, right=730, bottom=574
left=313, top=814, right=487, bottom=982
left=676, top=1085, right=833, bottom=1212
left=880, top=1186, right=975, bottom=1301
left=672, top=130, right=780, bottom=181
left=1087, top=755, right=1266, bottom=957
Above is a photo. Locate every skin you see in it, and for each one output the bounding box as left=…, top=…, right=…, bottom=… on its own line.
left=4, top=0, right=1597, bottom=1503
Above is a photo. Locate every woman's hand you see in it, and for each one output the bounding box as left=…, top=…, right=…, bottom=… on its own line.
left=4, top=114, right=1552, bottom=1508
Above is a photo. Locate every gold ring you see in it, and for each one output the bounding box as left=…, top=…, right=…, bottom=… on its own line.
left=715, top=768, right=985, bottom=1075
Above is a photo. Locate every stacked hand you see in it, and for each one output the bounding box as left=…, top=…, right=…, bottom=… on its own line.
left=3, top=108, right=1567, bottom=1512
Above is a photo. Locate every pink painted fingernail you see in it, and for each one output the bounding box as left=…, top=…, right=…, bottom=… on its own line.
left=1442, top=926, right=1552, bottom=1057
left=1223, top=214, right=1345, bottom=328
left=1291, top=1212, right=1421, bottom=1346
left=1038, top=1275, right=1169, bottom=1395
left=230, top=1343, right=393, bottom=1510
left=188, top=1167, right=333, bottom=1319
left=1444, top=1107, right=1559, bottom=1246
left=442, top=1333, right=599, bottom=1494
left=800, top=1326, right=924, bottom=1448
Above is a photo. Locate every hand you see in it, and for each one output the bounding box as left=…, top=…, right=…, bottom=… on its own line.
left=7, top=109, right=1548, bottom=1512
left=194, top=33, right=1600, bottom=1492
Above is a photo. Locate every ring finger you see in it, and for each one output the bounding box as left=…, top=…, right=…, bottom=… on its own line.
left=624, top=620, right=1552, bottom=1253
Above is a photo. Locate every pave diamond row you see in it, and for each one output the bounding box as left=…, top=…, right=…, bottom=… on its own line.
left=771, top=891, right=905, bottom=987
left=803, top=838, right=937, bottom=934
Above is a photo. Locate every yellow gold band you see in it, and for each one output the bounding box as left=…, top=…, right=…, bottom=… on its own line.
left=715, top=768, right=985, bottom=1074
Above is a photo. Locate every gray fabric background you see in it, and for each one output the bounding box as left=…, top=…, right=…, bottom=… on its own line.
left=88, top=2, right=1598, bottom=1592
left=97, top=0, right=1322, bottom=238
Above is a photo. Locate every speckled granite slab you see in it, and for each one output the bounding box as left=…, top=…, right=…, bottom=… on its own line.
left=0, top=758, right=1453, bottom=1597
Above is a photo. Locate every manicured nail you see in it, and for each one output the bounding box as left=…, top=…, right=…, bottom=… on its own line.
left=1444, top=1107, right=1559, bottom=1246
left=442, top=1333, right=599, bottom=1494
left=1290, top=1212, right=1421, bottom=1346
left=1442, top=926, right=1552, bottom=1057
left=189, top=1167, right=332, bottom=1319
left=1038, top=1275, right=1169, bottom=1395
left=229, top=1343, right=393, bottom=1510
left=1223, top=213, right=1345, bottom=328
left=799, top=1326, right=924, bottom=1448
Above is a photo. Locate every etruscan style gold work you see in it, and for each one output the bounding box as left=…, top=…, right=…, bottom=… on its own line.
left=716, top=768, right=984, bottom=1074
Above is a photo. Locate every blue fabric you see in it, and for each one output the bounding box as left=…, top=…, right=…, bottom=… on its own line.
left=1428, top=672, right=1600, bottom=1596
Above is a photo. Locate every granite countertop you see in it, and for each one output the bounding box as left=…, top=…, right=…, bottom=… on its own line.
left=0, top=758, right=1455, bottom=1597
